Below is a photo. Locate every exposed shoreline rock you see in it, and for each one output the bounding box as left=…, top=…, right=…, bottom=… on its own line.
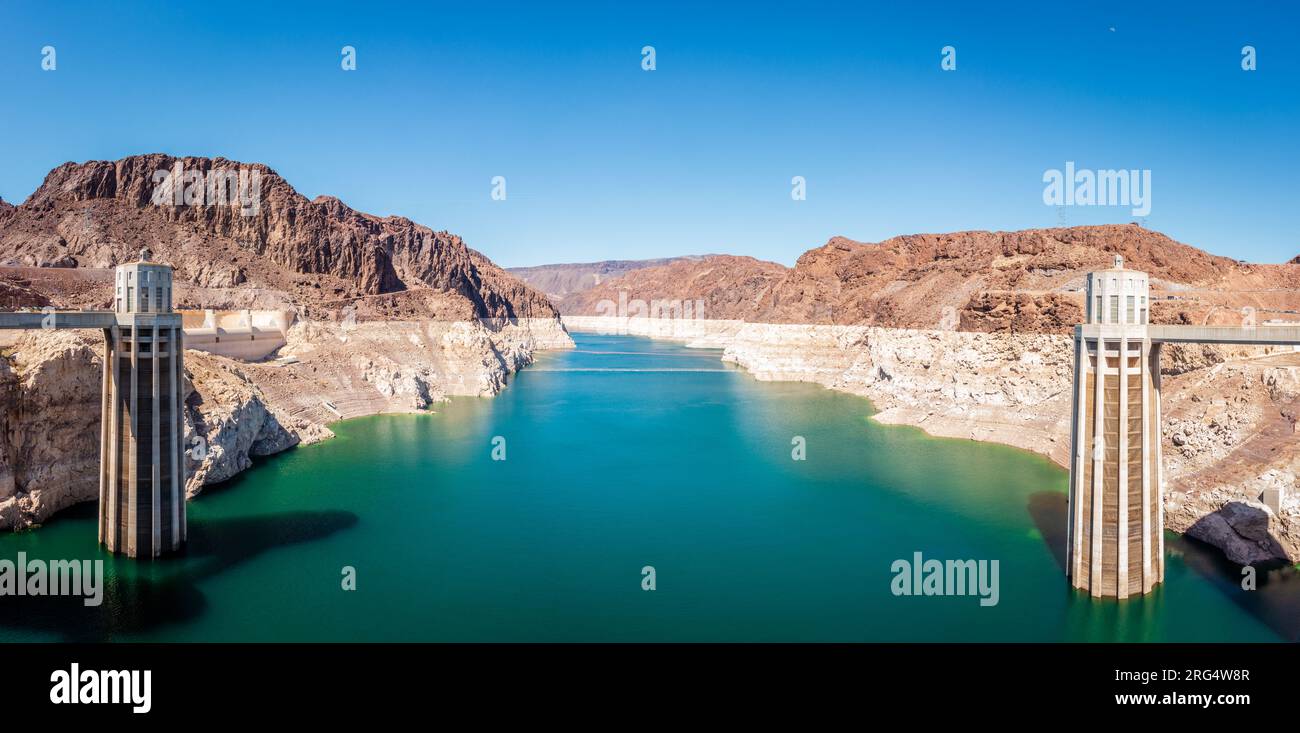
left=0, top=332, right=103, bottom=529
left=0, top=153, right=575, bottom=530
left=0, top=319, right=573, bottom=529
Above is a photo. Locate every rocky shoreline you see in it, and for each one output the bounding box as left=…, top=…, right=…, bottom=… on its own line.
left=5, top=309, right=1295, bottom=569
left=0, top=318, right=573, bottom=531
left=0, top=154, right=584, bottom=532
left=563, top=315, right=1300, bottom=565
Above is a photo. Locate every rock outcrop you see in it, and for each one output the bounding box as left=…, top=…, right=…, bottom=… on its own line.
left=0, top=154, right=560, bottom=323
left=0, top=154, right=575, bottom=529
left=0, top=330, right=328, bottom=528
left=561, top=315, right=745, bottom=348
left=509, top=256, right=707, bottom=299
left=251, top=316, right=572, bottom=424
left=0, top=332, right=103, bottom=528
left=557, top=255, right=789, bottom=318
left=0, top=313, right=572, bottom=529
left=716, top=323, right=1076, bottom=467
left=1161, top=355, right=1300, bottom=563
left=559, top=225, right=1300, bottom=334
left=182, top=351, right=333, bottom=495
left=0, top=273, right=50, bottom=309
left=551, top=226, right=1300, bottom=565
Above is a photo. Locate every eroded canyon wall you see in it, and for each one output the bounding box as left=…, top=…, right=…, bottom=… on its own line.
left=0, top=317, right=572, bottom=530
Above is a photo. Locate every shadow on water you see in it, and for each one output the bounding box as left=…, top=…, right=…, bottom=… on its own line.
left=1027, top=491, right=1069, bottom=574
left=1027, top=490, right=1300, bottom=642
left=1170, top=533, right=1300, bottom=642
left=0, top=508, right=358, bottom=642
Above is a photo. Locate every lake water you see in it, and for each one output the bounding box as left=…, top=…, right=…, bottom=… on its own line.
left=1, top=332, right=1296, bottom=642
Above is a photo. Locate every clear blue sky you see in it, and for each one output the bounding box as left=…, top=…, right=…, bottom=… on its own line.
left=1, top=1, right=1297, bottom=266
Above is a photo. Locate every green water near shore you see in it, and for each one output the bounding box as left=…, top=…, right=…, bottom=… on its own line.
left=1, top=333, right=1296, bottom=642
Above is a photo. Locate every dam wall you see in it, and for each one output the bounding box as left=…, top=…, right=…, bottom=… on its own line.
left=181, top=309, right=293, bottom=361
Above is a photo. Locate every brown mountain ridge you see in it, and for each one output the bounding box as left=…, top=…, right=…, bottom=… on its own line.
left=0, top=154, right=557, bottom=322
left=561, top=225, right=1300, bottom=334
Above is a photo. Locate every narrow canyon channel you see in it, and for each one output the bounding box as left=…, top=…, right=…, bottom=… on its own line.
left=1, top=333, right=1297, bottom=642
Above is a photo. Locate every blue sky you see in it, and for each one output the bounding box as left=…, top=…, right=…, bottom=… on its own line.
left=1, top=1, right=1297, bottom=266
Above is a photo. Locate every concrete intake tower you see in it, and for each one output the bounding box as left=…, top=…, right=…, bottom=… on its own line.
left=0, top=249, right=187, bottom=558
left=100, top=251, right=186, bottom=557
left=1067, top=255, right=1162, bottom=598
left=1066, top=255, right=1300, bottom=598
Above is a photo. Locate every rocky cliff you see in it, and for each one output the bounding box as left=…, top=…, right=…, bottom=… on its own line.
left=554, top=255, right=787, bottom=317
left=0, top=332, right=102, bottom=528
left=552, top=226, right=1300, bottom=564
left=182, top=349, right=333, bottom=494
left=0, top=313, right=569, bottom=531
left=1161, top=354, right=1300, bottom=564
left=0, top=154, right=574, bottom=529
left=559, top=225, right=1300, bottom=335
left=716, top=323, right=1077, bottom=466
left=0, top=154, right=559, bottom=321
left=0, top=330, right=329, bottom=528
left=508, top=256, right=706, bottom=300
left=0, top=273, right=50, bottom=309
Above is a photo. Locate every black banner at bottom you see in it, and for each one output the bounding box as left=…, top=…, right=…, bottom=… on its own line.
left=7, top=643, right=1290, bottom=720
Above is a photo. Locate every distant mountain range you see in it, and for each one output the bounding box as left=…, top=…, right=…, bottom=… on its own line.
left=538, top=226, right=1300, bottom=334
left=507, top=256, right=709, bottom=299
left=3, top=156, right=1298, bottom=335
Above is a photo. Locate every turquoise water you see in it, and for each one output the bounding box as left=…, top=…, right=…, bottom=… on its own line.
left=1, top=333, right=1296, bottom=642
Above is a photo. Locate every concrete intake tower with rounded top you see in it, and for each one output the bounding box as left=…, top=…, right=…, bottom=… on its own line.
left=0, top=248, right=187, bottom=558
left=1067, top=256, right=1300, bottom=598
left=1067, top=255, right=1161, bottom=598
left=101, top=250, right=186, bottom=557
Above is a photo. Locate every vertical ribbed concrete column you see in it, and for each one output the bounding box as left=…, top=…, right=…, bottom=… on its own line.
left=127, top=319, right=138, bottom=557
left=1152, top=342, right=1165, bottom=584
left=105, top=325, right=121, bottom=553
left=1089, top=336, right=1104, bottom=593
left=1067, top=256, right=1161, bottom=598
left=98, top=251, right=187, bottom=558
left=1117, top=333, right=1129, bottom=598
left=151, top=322, right=162, bottom=554
left=1140, top=338, right=1152, bottom=587
left=177, top=327, right=187, bottom=544
left=98, top=331, right=110, bottom=545
left=172, top=325, right=182, bottom=545
left=1067, top=335, right=1084, bottom=574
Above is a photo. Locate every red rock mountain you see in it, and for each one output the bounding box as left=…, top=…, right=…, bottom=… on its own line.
left=559, top=254, right=788, bottom=318
left=0, top=273, right=49, bottom=309
left=508, top=256, right=708, bottom=299
left=0, top=154, right=556, bottom=321
left=561, top=225, right=1300, bottom=334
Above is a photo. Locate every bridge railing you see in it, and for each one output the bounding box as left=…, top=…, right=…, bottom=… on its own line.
left=0, top=311, right=118, bottom=330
